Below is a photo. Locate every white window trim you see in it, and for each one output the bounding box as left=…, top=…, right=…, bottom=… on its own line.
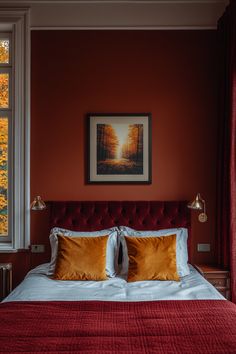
left=0, top=8, right=30, bottom=252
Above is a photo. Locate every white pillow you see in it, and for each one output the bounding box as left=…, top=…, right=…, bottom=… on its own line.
left=48, top=227, right=119, bottom=278
left=119, top=226, right=190, bottom=277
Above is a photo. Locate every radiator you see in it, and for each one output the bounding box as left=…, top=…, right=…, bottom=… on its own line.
left=0, top=263, right=12, bottom=301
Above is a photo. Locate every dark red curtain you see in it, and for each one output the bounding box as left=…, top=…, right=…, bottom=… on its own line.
left=216, top=0, right=236, bottom=302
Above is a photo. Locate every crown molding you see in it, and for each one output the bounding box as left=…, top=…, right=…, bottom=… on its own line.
left=0, top=1, right=229, bottom=3
left=0, top=1, right=229, bottom=29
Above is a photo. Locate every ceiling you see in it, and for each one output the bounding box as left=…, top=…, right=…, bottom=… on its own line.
left=0, top=0, right=229, bottom=29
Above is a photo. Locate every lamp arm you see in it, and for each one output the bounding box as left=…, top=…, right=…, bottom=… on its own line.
left=202, top=199, right=206, bottom=215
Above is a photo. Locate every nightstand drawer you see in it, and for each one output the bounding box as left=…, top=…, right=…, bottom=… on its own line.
left=205, top=277, right=228, bottom=288
left=194, top=264, right=231, bottom=300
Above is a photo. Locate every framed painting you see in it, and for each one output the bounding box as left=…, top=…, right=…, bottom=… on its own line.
left=87, top=113, right=152, bottom=184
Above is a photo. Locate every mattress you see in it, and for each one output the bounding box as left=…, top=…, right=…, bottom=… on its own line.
left=3, top=264, right=224, bottom=302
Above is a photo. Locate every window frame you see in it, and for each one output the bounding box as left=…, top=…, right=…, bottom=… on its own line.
left=0, top=8, right=30, bottom=252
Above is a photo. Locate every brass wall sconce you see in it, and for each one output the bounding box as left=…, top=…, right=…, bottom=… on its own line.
left=188, top=193, right=207, bottom=223
left=30, top=196, right=46, bottom=210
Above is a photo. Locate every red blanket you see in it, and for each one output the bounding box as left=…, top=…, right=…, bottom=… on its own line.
left=1, top=300, right=236, bottom=353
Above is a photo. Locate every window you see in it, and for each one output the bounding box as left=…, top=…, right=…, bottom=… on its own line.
left=0, top=34, right=11, bottom=241
left=0, top=9, right=30, bottom=251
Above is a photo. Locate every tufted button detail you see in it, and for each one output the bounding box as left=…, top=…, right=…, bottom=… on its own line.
left=49, top=201, right=190, bottom=259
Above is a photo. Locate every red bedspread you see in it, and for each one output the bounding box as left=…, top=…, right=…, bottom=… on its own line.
left=1, top=300, right=236, bottom=353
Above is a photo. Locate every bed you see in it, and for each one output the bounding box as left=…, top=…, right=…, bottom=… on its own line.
left=1, top=201, right=236, bottom=353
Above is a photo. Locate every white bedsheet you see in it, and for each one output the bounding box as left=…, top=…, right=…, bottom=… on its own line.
left=3, top=264, right=224, bottom=302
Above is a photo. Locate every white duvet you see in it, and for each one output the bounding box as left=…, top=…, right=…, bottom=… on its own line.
left=3, top=264, right=224, bottom=302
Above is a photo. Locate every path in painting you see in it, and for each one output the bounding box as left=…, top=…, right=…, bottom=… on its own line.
left=97, top=158, right=143, bottom=174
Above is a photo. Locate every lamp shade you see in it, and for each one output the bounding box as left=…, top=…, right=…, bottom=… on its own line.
left=187, top=193, right=203, bottom=210
left=31, top=196, right=46, bottom=210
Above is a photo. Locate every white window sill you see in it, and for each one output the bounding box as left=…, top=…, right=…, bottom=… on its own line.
left=0, top=244, right=20, bottom=253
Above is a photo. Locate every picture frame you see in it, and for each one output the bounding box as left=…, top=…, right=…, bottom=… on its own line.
left=87, top=113, right=152, bottom=184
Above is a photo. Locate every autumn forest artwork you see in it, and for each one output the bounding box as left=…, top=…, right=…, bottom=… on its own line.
left=0, top=39, right=9, bottom=236
left=97, top=124, right=143, bottom=175
left=88, top=114, right=151, bottom=183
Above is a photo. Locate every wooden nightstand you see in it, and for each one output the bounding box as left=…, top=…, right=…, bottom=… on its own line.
left=0, top=263, right=12, bottom=301
left=194, top=264, right=230, bottom=300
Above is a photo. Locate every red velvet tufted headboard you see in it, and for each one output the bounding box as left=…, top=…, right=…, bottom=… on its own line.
left=50, top=201, right=190, bottom=232
left=49, top=201, right=191, bottom=260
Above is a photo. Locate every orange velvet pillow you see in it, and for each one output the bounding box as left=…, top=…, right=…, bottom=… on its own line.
left=125, top=234, right=180, bottom=282
left=53, top=235, right=108, bottom=280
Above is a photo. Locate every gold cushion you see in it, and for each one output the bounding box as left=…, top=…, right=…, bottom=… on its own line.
left=53, top=235, right=108, bottom=280
left=125, top=234, right=180, bottom=282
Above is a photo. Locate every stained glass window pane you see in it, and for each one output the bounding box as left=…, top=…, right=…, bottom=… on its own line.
left=0, top=40, right=9, bottom=64
left=0, top=117, right=8, bottom=236
left=0, top=73, right=9, bottom=108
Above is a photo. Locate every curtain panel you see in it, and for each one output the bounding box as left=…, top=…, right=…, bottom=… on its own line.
left=216, top=0, right=236, bottom=302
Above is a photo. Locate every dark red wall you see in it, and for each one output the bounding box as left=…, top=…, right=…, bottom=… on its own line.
left=0, top=30, right=219, bottom=287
